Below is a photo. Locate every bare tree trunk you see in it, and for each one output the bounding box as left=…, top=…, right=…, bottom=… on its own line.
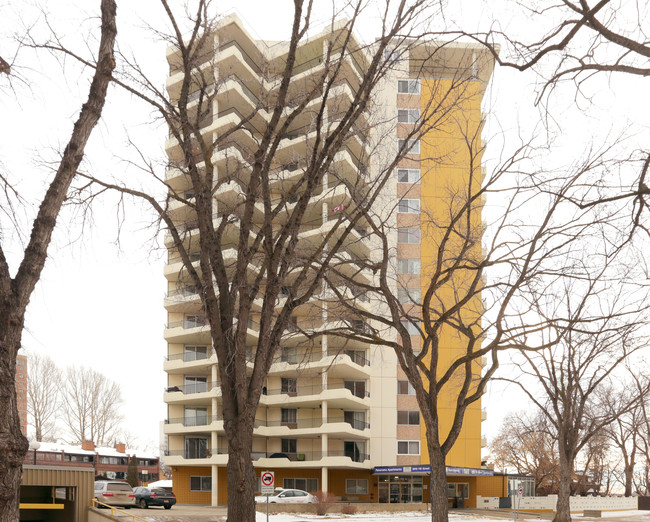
left=0, top=317, right=28, bottom=519
left=0, top=1, right=116, bottom=518
left=225, top=417, right=255, bottom=522
left=555, top=449, right=573, bottom=522
left=428, top=443, right=449, bottom=522
left=625, top=465, right=634, bottom=497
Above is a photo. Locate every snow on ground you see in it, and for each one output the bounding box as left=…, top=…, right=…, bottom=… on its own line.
left=255, top=511, right=650, bottom=522
left=256, top=513, right=516, bottom=522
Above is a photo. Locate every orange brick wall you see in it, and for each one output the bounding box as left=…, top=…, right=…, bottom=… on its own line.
left=172, top=466, right=212, bottom=504
left=475, top=475, right=508, bottom=498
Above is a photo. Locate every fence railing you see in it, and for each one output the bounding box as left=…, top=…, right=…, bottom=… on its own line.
left=165, top=414, right=222, bottom=426
left=164, top=381, right=218, bottom=394
left=168, top=447, right=369, bottom=463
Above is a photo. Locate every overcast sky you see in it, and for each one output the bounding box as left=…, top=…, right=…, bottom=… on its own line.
left=2, top=0, right=648, bottom=454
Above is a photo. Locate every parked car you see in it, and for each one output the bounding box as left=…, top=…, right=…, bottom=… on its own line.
left=254, top=488, right=317, bottom=504
left=133, top=486, right=176, bottom=509
left=94, top=480, right=135, bottom=508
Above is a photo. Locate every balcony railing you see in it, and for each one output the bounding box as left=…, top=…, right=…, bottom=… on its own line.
left=166, top=317, right=209, bottom=330
left=214, top=448, right=369, bottom=462
left=164, top=449, right=212, bottom=459
left=164, top=381, right=218, bottom=394
left=343, top=350, right=370, bottom=367
left=262, top=382, right=369, bottom=399
left=166, top=414, right=222, bottom=426
left=165, top=351, right=212, bottom=362
left=253, top=416, right=369, bottom=431
left=166, top=316, right=259, bottom=332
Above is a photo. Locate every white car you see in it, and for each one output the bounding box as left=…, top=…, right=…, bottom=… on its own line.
left=255, top=488, right=317, bottom=504
left=94, top=480, right=135, bottom=508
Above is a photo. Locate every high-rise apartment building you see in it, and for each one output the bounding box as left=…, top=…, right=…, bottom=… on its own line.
left=16, top=354, right=27, bottom=436
left=162, top=14, right=498, bottom=506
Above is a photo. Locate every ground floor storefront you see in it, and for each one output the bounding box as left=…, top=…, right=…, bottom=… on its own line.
left=169, top=464, right=518, bottom=508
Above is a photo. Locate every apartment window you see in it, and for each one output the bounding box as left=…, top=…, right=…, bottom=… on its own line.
left=281, top=408, right=297, bottom=426
left=184, top=376, right=208, bottom=394
left=397, top=410, right=420, bottom=425
left=398, top=108, right=420, bottom=123
left=397, top=168, right=421, bottom=183
left=398, top=139, right=420, bottom=154
left=184, top=314, right=206, bottom=329
left=346, top=479, right=369, bottom=494
left=397, top=440, right=420, bottom=455
left=401, top=319, right=420, bottom=335
left=398, top=288, right=421, bottom=304
left=190, top=476, right=212, bottom=491
left=398, top=79, right=420, bottom=94
left=281, top=377, right=297, bottom=395
left=283, top=478, right=318, bottom=492
left=185, top=437, right=209, bottom=459
left=344, top=411, right=367, bottom=430
left=99, top=456, right=127, bottom=465
left=281, top=438, right=297, bottom=454
left=344, top=440, right=367, bottom=462
left=281, top=346, right=298, bottom=363
left=345, top=349, right=368, bottom=366
left=344, top=380, right=367, bottom=398
left=184, top=407, right=208, bottom=426
left=397, top=258, right=421, bottom=274
left=397, top=380, right=416, bottom=395
left=397, top=228, right=420, bottom=244
left=398, top=198, right=420, bottom=213
left=184, top=345, right=209, bottom=362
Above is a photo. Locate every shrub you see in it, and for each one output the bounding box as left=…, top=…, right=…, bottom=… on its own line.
left=341, top=504, right=358, bottom=515
left=313, top=491, right=336, bottom=516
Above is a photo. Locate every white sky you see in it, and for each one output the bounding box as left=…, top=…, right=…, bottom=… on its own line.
left=2, top=0, right=648, bottom=456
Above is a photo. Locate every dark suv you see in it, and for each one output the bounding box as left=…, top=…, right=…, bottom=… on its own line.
left=133, top=487, right=176, bottom=509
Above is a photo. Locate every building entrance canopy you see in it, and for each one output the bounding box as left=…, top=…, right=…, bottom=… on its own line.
left=373, top=465, right=494, bottom=477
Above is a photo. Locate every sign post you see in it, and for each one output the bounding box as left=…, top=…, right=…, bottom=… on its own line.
left=261, top=471, right=275, bottom=522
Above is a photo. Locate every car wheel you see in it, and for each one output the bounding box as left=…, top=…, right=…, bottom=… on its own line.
left=125, top=506, right=131, bottom=510
left=164, top=505, right=172, bottom=510
left=139, top=499, right=147, bottom=509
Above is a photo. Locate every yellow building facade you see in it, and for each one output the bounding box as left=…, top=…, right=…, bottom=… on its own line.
left=163, top=14, right=496, bottom=507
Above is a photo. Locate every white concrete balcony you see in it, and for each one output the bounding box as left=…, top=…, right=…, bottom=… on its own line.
left=252, top=415, right=370, bottom=439
left=259, top=382, right=370, bottom=411
left=163, top=380, right=220, bottom=406
left=164, top=315, right=259, bottom=345
left=163, top=351, right=217, bottom=374
left=163, top=448, right=227, bottom=467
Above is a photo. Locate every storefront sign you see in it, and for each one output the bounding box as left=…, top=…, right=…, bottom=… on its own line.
left=373, top=465, right=494, bottom=476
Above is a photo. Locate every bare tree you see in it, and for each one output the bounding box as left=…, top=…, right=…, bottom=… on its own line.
left=489, top=412, right=560, bottom=494
left=445, top=0, right=650, bottom=232
left=318, top=97, right=650, bottom=519
left=61, top=366, right=124, bottom=447
left=26, top=353, right=61, bottom=442
left=503, top=288, right=649, bottom=521
left=41, top=1, right=454, bottom=519
left=0, top=1, right=116, bottom=518
left=599, top=374, right=650, bottom=496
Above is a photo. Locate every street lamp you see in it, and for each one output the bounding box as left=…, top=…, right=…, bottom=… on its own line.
left=29, top=441, right=41, bottom=465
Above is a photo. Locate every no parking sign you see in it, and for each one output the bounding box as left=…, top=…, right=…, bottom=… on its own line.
left=261, top=471, right=275, bottom=495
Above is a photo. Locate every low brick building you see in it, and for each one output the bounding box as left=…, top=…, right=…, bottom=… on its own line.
left=24, top=441, right=161, bottom=485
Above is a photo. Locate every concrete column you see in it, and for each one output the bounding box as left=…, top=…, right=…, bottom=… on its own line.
left=211, top=463, right=219, bottom=506
left=321, top=466, right=329, bottom=493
